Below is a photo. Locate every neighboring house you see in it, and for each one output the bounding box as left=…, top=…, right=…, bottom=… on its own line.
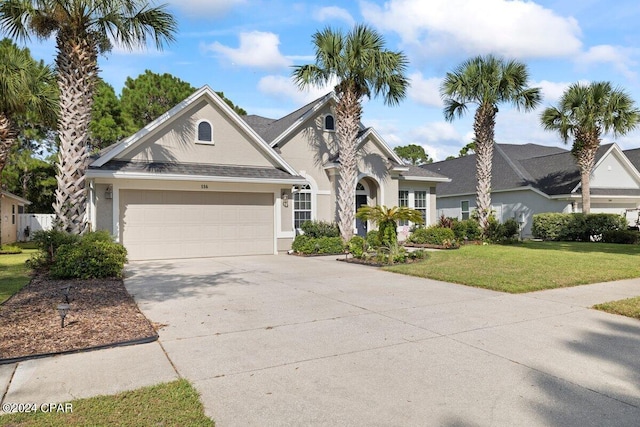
left=0, top=191, right=30, bottom=244
left=86, top=86, right=449, bottom=260
left=421, top=143, right=640, bottom=236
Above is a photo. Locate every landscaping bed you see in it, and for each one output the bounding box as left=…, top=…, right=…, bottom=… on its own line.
left=0, top=274, right=157, bottom=363
left=338, top=254, right=428, bottom=267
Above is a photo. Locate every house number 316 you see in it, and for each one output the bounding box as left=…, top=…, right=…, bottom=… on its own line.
left=201, top=184, right=208, bottom=189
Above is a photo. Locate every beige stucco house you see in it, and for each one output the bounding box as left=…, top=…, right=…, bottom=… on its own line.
left=87, top=86, right=449, bottom=260
left=0, top=191, right=30, bottom=244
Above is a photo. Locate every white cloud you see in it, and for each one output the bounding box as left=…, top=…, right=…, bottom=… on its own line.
left=257, top=75, right=336, bottom=105
left=408, top=122, right=468, bottom=160
left=167, top=0, right=246, bottom=17
left=314, top=6, right=356, bottom=26
left=533, top=80, right=572, bottom=104
left=204, top=31, right=291, bottom=70
left=361, top=0, right=582, bottom=59
left=576, top=44, right=638, bottom=81
left=409, top=73, right=443, bottom=107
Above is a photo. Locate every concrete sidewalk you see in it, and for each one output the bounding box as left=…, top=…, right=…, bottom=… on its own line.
left=2, top=254, right=640, bottom=426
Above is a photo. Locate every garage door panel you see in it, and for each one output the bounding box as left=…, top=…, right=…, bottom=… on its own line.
left=120, top=190, right=274, bottom=260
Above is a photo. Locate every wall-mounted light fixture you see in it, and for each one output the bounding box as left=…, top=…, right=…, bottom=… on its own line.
left=104, top=185, right=113, bottom=199
left=282, top=192, right=289, bottom=208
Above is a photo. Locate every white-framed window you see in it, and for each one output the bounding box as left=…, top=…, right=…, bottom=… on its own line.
left=415, top=191, right=427, bottom=223
left=398, top=190, right=409, bottom=226
left=293, top=184, right=312, bottom=230
left=196, top=120, right=213, bottom=144
left=324, top=114, right=335, bottom=131
left=11, top=205, right=15, bottom=225
left=461, top=200, right=470, bottom=220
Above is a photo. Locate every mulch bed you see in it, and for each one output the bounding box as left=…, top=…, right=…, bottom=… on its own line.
left=0, top=274, right=157, bottom=363
left=337, top=256, right=426, bottom=267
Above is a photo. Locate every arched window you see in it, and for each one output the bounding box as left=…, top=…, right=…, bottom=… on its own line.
left=293, top=184, right=312, bottom=230
left=197, top=120, right=213, bottom=143
left=324, top=114, right=335, bottom=131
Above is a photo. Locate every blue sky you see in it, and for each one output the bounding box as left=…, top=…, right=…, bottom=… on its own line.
left=22, top=0, right=640, bottom=160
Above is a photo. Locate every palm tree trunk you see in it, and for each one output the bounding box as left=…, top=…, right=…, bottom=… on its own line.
left=0, top=112, right=17, bottom=180
left=335, top=87, right=362, bottom=242
left=572, top=130, right=600, bottom=215
left=575, top=147, right=597, bottom=214
left=53, top=35, right=98, bottom=234
left=473, top=104, right=497, bottom=234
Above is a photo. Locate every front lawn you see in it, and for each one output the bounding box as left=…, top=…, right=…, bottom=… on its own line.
left=385, top=241, right=640, bottom=293
left=594, top=297, right=640, bottom=320
left=0, top=249, right=36, bottom=303
left=0, top=379, right=214, bottom=426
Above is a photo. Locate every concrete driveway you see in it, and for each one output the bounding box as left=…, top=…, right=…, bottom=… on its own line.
left=125, top=255, right=640, bottom=426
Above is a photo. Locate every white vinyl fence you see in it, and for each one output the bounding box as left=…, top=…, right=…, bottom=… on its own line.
left=17, top=214, right=55, bottom=241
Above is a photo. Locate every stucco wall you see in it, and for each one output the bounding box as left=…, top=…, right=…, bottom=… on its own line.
left=436, top=190, right=572, bottom=236
left=118, top=100, right=275, bottom=168
left=591, top=151, right=640, bottom=189
left=0, top=198, right=19, bottom=244
left=95, top=183, right=114, bottom=234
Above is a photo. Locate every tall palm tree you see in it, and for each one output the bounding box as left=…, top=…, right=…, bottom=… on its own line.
left=0, top=38, right=57, bottom=180
left=292, top=24, right=409, bottom=242
left=440, top=55, right=541, bottom=233
left=541, top=82, right=639, bottom=214
left=0, top=0, right=177, bottom=234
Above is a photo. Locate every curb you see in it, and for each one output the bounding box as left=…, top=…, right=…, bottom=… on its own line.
left=0, top=334, right=158, bottom=365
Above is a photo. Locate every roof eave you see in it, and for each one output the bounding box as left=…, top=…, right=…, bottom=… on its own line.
left=85, top=169, right=307, bottom=185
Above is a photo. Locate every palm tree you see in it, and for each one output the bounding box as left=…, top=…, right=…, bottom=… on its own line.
left=0, top=0, right=177, bottom=234
left=356, top=205, right=423, bottom=247
left=292, top=25, right=409, bottom=242
left=440, top=55, right=541, bottom=234
left=0, top=38, right=57, bottom=181
left=541, top=82, right=639, bottom=214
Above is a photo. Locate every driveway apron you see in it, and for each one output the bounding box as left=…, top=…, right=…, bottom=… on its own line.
left=125, top=255, right=640, bottom=427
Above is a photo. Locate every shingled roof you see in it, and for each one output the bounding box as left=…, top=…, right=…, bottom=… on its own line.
left=421, top=143, right=613, bottom=197
left=89, top=160, right=304, bottom=181
left=241, top=94, right=331, bottom=144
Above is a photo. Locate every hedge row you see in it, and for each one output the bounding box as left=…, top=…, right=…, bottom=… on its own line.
left=532, top=213, right=629, bottom=241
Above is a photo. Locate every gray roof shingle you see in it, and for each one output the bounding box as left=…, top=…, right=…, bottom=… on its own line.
left=242, top=94, right=331, bottom=144
left=90, top=160, right=303, bottom=181
left=421, top=143, right=615, bottom=197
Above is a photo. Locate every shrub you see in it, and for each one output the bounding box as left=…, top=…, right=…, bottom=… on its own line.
left=0, top=245, right=22, bottom=254
left=437, top=215, right=456, bottom=229
left=348, top=236, right=366, bottom=258
left=602, top=230, right=640, bottom=244
left=300, top=220, right=340, bottom=238
left=366, top=230, right=380, bottom=248
left=378, top=219, right=397, bottom=247
left=31, top=229, right=81, bottom=265
left=49, top=235, right=127, bottom=279
left=452, top=219, right=481, bottom=241
left=407, top=226, right=455, bottom=245
left=407, top=249, right=429, bottom=261
left=292, top=235, right=344, bottom=254
left=532, top=213, right=627, bottom=241
left=487, top=218, right=520, bottom=243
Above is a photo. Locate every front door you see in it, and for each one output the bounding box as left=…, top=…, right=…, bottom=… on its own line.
left=355, top=194, right=368, bottom=237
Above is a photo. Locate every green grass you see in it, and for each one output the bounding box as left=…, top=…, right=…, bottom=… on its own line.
left=0, top=249, right=36, bottom=303
left=385, top=241, right=640, bottom=293
left=594, top=297, right=640, bottom=320
left=0, top=379, right=214, bottom=427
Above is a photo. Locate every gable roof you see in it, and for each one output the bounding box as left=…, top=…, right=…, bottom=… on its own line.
left=421, top=143, right=624, bottom=197
left=0, top=190, right=30, bottom=205
left=243, top=94, right=334, bottom=145
left=241, top=94, right=407, bottom=167
left=90, top=85, right=299, bottom=177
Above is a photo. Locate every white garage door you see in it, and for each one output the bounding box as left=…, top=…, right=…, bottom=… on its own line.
left=120, top=190, right=274, bottom=260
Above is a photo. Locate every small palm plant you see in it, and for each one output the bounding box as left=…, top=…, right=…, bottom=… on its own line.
left=356, top=205, right=424, bottom=247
